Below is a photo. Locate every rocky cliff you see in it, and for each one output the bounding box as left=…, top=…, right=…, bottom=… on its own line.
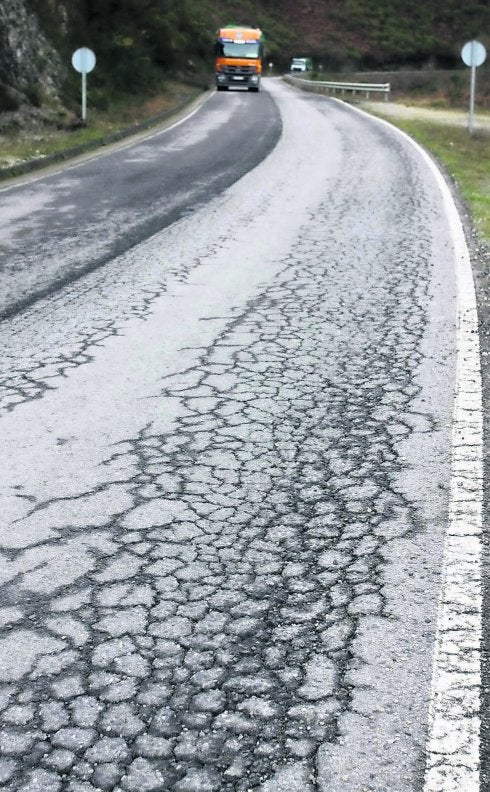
left=0, top=0, right=64, bottom=124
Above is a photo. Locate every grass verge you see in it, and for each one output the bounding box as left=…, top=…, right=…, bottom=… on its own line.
left=366, top=112, right=490, bottom=243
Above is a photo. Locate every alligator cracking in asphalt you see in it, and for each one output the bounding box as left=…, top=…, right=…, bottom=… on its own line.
left=0, top=167, right=435, bottom=790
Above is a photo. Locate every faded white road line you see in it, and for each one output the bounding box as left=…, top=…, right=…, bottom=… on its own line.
left=352, top=103, right=483, bottom=792
left=420, top=147, right=483, bottom=792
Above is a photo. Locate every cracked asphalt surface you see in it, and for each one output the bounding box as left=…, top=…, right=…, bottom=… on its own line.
left=0, top=79, right=463, bottom=790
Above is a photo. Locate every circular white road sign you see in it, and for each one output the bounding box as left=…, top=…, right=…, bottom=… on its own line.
left=71, top=47, right=96, bottom=74
left=461, top=40, right=486, bottom=68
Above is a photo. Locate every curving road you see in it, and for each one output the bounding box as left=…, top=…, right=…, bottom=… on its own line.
left=0, top=79, right=482, bottom=792
left=0, top=89, right=281, bottom=319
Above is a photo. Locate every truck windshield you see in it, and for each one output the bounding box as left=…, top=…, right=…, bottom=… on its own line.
left=219, top=42, right=260, bottom=58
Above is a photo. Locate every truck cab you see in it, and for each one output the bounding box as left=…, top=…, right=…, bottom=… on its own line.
left=215, top=27, right=264, bottom=92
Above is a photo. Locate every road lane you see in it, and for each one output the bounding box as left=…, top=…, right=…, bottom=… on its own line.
left=0, top=89, right=281, bottom=320
left=0, top=79, right=469, bottom=791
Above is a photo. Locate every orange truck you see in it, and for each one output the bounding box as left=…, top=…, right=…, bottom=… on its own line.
left=214, top=26, right=264, bottom=92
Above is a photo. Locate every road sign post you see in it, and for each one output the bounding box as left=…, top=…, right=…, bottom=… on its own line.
left=71, top=48, right=96, bottom=122
left=461, top=41, right=487, bottom=134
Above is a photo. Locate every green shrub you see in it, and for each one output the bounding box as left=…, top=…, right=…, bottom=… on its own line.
left=25, top=84, right=43, bottom=107
left=0, top=84, right=20, bottom=112
left=448, top=73, right=465, bottom=106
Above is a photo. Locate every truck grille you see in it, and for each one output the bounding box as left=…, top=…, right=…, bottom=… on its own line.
left=224, top=65, right=255, bottom=74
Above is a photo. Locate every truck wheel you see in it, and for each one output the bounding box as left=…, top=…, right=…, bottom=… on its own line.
left=217, top=86, right=228, bottom=91
left=248, top=87, right=259, bottom=92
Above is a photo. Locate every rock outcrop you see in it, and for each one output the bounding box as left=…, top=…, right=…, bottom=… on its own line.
left=0, top=0, right=64, bottom=126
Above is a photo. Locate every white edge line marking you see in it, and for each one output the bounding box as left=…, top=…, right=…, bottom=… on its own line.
left=331, top=97, right=483, bottom=790
left=0, top=90, right=214, bottom=193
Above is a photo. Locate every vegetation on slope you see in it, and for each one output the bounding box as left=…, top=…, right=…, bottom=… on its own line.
left=13, top=0, right=489, bottom=117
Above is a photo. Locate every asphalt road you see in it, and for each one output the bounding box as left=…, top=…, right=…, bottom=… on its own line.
left=0, top=79, right=482, bottom=792
left=0, top=88, right=281, bottom=319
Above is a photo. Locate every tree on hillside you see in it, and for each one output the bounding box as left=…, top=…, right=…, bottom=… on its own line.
left=74, top=0, right=209, bottom=90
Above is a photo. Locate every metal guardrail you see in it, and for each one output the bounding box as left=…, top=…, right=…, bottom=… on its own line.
left=285, top=74, right=391, bottom=101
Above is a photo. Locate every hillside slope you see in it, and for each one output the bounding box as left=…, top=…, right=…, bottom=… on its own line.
left=0, top=0, right=488, bottom=120
left=204, top=0, right=489, bottom=67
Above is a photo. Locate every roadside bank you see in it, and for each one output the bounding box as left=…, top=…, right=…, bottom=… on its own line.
left=0, top=82, right=211, bottom=182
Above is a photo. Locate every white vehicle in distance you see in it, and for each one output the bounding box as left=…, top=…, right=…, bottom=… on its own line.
left=290, top=57, right=313, bottom=72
